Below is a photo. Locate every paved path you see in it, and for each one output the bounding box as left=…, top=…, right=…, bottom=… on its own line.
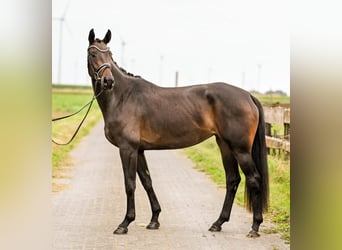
left=53, top=121, right=289, bottom=250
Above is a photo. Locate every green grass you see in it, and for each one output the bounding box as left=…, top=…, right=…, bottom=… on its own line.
left=254, top=94, right=290, bottom=105
left=184, top=137, right=290, bottom=243
left=52, top=88, right=102, bottom=172
left=52, top=84, right=92, bottom=90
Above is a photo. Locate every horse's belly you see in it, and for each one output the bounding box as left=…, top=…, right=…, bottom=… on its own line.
left=140, top=126, right=214, bottom=150
left=140, top=104, right=217, bottom=149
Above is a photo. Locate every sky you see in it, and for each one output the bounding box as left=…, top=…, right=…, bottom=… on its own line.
left=52, top=0, right=289, bottom=94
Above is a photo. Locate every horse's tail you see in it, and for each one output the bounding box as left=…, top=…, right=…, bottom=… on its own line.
left=246, top=95, right=269, bottom=212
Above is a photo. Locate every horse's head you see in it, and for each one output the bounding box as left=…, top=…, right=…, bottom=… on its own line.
left=87, top=29, right=115, bottom=91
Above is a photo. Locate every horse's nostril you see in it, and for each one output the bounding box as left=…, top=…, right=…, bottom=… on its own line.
left=104, top=77, right=114, bottom=89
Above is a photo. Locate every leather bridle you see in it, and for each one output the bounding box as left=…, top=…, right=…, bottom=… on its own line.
left=88, top=45, right=115, bottom=90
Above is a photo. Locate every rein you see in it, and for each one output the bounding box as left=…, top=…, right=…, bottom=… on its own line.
left=51, top=89, right=104, bottom=145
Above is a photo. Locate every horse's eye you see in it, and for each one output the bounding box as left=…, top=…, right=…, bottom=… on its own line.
left=89, top=52, right=96, bottom=58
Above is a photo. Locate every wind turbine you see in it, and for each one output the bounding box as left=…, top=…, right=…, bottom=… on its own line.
left=117, top=34, right=126, bottom=68
left=53, top=0, right=71, bottom=84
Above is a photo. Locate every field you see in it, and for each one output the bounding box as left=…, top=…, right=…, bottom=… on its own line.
left=255, top=94, right=290, bottom=106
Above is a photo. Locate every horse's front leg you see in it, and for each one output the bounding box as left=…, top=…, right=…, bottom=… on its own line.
left=137, top=150, right=161, bottom=230
left=113, top=147, right=138, bottom=235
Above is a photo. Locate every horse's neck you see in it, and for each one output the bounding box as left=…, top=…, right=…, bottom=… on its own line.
left=110, top=61, right=132, bottom=94
left=95, top=63, right=130, bottom=118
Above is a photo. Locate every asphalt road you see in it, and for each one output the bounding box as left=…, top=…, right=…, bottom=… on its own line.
left=52, top=121, right=289, bottom=250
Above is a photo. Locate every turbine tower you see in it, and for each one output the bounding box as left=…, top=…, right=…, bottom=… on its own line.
left=117, top=34, right=126, bottom=68
left=53, top=0, right=71, bottom=84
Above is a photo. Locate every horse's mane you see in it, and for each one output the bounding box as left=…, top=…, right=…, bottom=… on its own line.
left=111, top=58, right=141, bottom=78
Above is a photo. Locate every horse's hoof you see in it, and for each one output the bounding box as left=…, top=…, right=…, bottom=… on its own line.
left=208, top=224, right=222, bottom=232
left=113, top=226, right=128, bottom=235
left=146, top=221, right=160, bottom=230
left=246, top=229, right=260, bottom=238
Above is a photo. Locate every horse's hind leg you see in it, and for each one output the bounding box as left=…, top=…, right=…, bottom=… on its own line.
left=234, top=151, right=263, bottom=237
left=209, top=138, right=241, bottom=232
left=137, top=150, right=161, bottom=230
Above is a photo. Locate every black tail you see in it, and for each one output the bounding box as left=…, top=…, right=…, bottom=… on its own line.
left=246, top=95, right=269, bottom=212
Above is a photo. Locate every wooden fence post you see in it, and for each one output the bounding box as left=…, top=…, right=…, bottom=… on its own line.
left=263, top=106, right=290, bottom=158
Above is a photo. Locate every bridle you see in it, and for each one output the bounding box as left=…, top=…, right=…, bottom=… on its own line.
left=88, top=45, right=115, bottom=90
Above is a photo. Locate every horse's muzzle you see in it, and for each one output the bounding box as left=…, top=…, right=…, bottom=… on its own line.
left=102, top=76, right=114, bottom=90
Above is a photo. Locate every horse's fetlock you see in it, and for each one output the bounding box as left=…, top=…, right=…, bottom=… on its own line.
left=153, top=207, right=161, bottom=214
left=254, top=215, right=263, bottom=224
left=126, top=213, right=135, bottom=222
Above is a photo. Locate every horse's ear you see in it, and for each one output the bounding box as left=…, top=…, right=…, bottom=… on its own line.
left=88, top=29, right=95, bottom=44
left=103, top=29, right=112, bottom=44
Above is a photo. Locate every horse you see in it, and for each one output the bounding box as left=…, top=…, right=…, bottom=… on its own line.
left=87, top=29, right=269, bottom=237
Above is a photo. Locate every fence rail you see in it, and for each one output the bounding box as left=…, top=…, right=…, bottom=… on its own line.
left=263, top=106, right=290, bottom=153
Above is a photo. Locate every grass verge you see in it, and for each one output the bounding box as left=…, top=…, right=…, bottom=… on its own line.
left=184, top=137, right=290, bottom=243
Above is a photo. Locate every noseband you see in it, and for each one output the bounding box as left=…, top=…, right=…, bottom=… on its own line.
left=88, top=45, right=115, bottom=90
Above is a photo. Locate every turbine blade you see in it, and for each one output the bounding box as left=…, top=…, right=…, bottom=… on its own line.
left=62, top=0, right=71, bottom=18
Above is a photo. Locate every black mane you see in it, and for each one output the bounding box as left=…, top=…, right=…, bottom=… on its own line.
left=111, top=58, right=141, bottom=78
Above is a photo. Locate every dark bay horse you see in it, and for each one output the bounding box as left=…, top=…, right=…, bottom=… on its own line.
left=87, top=29, right=269, bottom=237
